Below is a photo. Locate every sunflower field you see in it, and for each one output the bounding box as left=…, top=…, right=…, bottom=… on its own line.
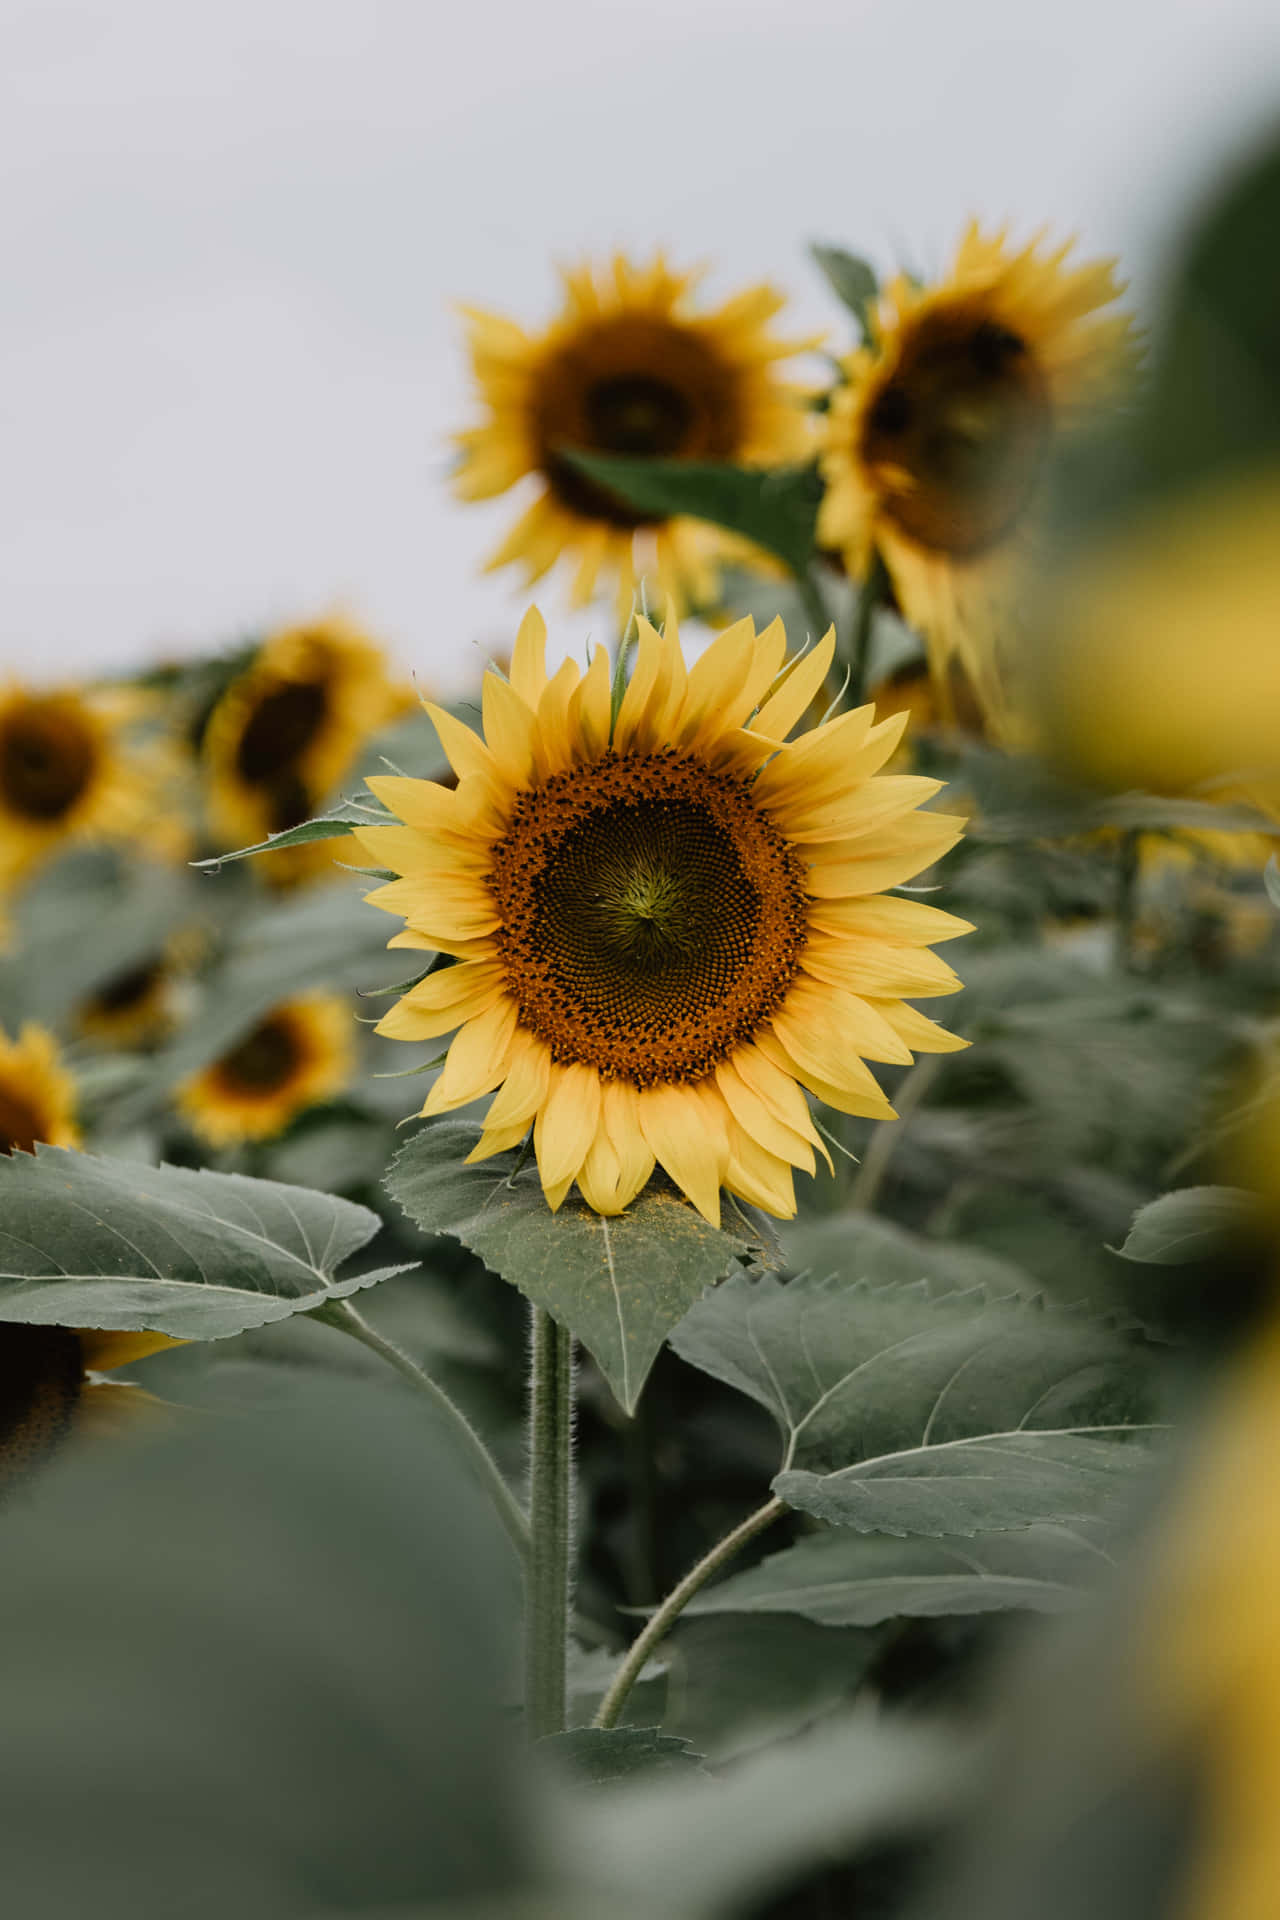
left=4, top=126, right=1280, bottom=1920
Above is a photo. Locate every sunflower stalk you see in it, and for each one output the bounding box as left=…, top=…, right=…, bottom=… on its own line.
left=593, top=1495, right=786, bottom=1730
left=526, top=1306, right=576, bottom=1739
left=312, top=1298, right=530, bottom=1565
left=1114, top=828, right=1142, bottom=974
left=847, top=552, right=890, bottom=708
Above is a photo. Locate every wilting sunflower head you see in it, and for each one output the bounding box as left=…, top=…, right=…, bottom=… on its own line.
left=818, top=223, right=1137, bottom=729
left=177, top=992, right=355, bottom=1147
left=0, top=1023, right=79, bottom=1157
left=203, top=618, right=413, bottom=885
left=0, top=1323, right=180, bottom=1496
left=0, top=682, right=188, bottom=891
left=354, top=605, right=970, bottom=1225
left=454, top=252, right=818, bottom=625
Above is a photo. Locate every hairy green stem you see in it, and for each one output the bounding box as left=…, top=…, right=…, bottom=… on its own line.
left=526, top=1307, right=576, bottom=1739
left=594, top=1495, right=786, bottom=1731
left=316, top=1297, right=529, bottom=1565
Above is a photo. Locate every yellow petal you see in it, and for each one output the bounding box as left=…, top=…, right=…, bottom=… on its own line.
left=578, top=1123, right=625, bottom=1214
left=753, top=705, right=875, bottom=803
left=466, top=1119, right=533, bottom=1162
left=535, top=1060, right=603, bottom=1192
left=775, top=978, right=914, bottom=1067
left=771, top=775, right=943, bottom=845
left=749, top=628, right=836, bottom=740
left=509, top=606, right=549, bottom=707
left=375, top=965, right=506, bottom=1041
left=804, top=811, right=966, bottom=898
left=637, top=1081, right=726, bottom=1227
left=714, top=1057, right=815, bottom=1172
left=423, top=997, right=520, bottom=1114
left=481, top=669, right=537, bottom=787
left=808, top=896, right=975, bottom=946
left=77, top=1329, right=185, bottom=1372
left=570, top=646, right=612, bottom=763
left=724, top=1121, right=799, bottom=1218
left=533, top=657, right=582, bottom=781
left=601, top=1078, right=655, bottom=1210
left=424, top=701, right=502, bottom=786
left=800, top=938, right=962, bottom=1000
left=755, top=1026, right=896, bottom=1121
left=872, top=998, right=970, bottom=1054
left=483, top=1029, right=552, bottom=1132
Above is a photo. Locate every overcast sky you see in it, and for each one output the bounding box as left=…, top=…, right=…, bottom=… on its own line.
left=3, top=0, right=1278, bottom=691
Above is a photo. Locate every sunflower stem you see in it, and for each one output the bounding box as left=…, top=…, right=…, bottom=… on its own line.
left=314, top=1298, right=530, bottom=1566
left=1114, top=829, right=1142, bottom=974
left=593, top=1495, right=786, bottom=1730
left=526, top=1305, right=576, bottom=1739
left=848, top=1053, right=942, bottom=1211
left=848, top=552, right=890, bottom=708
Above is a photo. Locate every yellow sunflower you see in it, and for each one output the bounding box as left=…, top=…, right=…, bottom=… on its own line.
left=203, top=617, right=413, bottom=885
left=455, top=253, right=818, bottom=626
left=818, top=223, right=1136, bottom=729
left=354, top=606, right=969, bottom=1225
left=0, top=681, right=188, bottom=893
left=0, top=1023, right=80, bottom=1156
left=176, top=993, right=355, bottom=1147
left=0, top=1324, right=181, bottom=1496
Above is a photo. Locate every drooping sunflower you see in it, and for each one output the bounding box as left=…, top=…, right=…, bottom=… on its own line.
left=0, top=1023, right=80, bottom=1156
left=0, top=1324, right=181, bottom=1495
left=818, top=224, right=1136, bottom=729
left=454, top=254, right=818, bottom=625
left=354, top=606, right=969, bottom=1225
left=203, top=618, right=413, bottom=884
left=176, top=993, right=355, bottom=1147
left=0, top=681, right=188, bottom=894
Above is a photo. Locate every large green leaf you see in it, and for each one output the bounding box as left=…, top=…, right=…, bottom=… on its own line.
left=782, top=1211, right=1037, bottom=1299
left=672, top=1269, right=1157, bottom=1536
left=686, top=1522, right=1115, bottom=1626
left=0, top=1146, right=408, bottom=1339
left=385, top=1120, right=773, bottom=1413
left=540, top=1728, right=706, bottom=1784
left=1117, top=1186, right=1260, bottom=1265
left=663, top=1612, right=885, bottom=1762
left=558, top=453, right=823, bottom=578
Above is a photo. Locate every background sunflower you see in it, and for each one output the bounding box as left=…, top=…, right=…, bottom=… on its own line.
left=455, top=254, right=818, bottom=627
left=0, top=1023, right=80, bottom=1156
left=176, top=992, right=355, bottom=1147
left=0, top=1324, right=180, bottom=1496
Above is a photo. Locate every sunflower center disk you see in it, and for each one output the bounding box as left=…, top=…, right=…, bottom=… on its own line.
left=234, top=678, right=329, bottom=831
left=0, top=699, right=97, bottom=823
left=862, top=314, right=1051, bottom=556
left=0, top=1325, right=82, bottom=1494
left=217, top=1016, right=301, bottom=1094
left=491, top=755, right=808, bottom=1084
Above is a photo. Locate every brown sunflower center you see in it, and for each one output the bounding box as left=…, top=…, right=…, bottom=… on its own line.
left=490, top=753, right=808, bottom=1084
left=0, top=1324, right=82, bottom=1494
left=233, top=678, right=330, bottom=832
left=0, top=697, right=98, bottom=823
left=0, top=1083, right=45, bottom=1156
left=861, top=311, right=1051, bottom=556
left=88, top=959, right=164, bottom=1016
left=216, top=1014, right=301, bottom=1095
left=536, top=316, right=743, bottom=527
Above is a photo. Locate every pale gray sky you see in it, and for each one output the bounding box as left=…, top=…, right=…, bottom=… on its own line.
left=3, top=0, right=1278, bottom=691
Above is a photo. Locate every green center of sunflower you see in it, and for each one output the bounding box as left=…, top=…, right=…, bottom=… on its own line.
left=234, top=678, right=328, bottom=831
left=490, top=753, right=808, bottom=1084
left=536, top=316, right=742, bottom=527
left=216, top=1015, right=301, bottom=1094
left=861, top=313, right=1051, bottom=556
left=0, top=1085, right=44, bottom=1156
left=0, top=1324, right=82, bottom=1495
left=0, top=697, right=98, bottom=824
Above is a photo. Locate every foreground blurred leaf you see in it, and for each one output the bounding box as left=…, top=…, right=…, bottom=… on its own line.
left=540, top=1728, right=705, bottom=1784
left=0, top=1147, right=408, bottom=1339
left=386, top=1121, right=773, bottom=1413
left=1118, top=1186, right=1260, bottom=1265
left=811, top=243, right=878, bottom=342
left=558, top=452, right=823, bottom=578
left=0, top=1375, right=527, bottom=1918
left=686, top=1521, right=1117, bottom=1627
left=663, top=1612, right=885, bottom=1761
left=673, top=1270, right=1158, bottom=1536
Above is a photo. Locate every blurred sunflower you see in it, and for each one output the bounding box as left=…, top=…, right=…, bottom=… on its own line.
left=355, top=606, right=968, bottom=1225
left=78, top=957, right=174, bottom=1049
left=819, top=224, right=1135, bottom=728
left=0, top=682, right=187, bottom=893
left=203, top=618, right=412, bottom=884
left=0, top=1324, right=181, bottom=1495
left=454, top=254, right=817, bottom=625
left=0, top=1023, right=80, bottom=1156
left=177, top=993, right=354, bottom=1147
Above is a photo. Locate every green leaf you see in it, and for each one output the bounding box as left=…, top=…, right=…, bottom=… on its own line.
left=1117, top=1185, right=1260, bottom=1265
left=1266, top=854, right=1280, bottom=909
left=0, top=1145, right=409, bottom=1339
left=672, top=1269, right=1157, bottom=1535
left=810, top=243, right=878, bottom=342
left=0, top=1375, right=528, bottom=1916
left=663, top=1613, right=884, bottom=1762
left=776, top=1433, right=1151, bottom=1538
left=686, top=1522, right=1115, bottom=1626
left=539, top=1728, right=706, bottom=1784
left=385, top=1120, right=773, bottom=1413
left=782, top=1210, right=1038, bottom=1300
left=191, top=801, right=375, bottom=868
left=557, top=453, right=823, bottom=578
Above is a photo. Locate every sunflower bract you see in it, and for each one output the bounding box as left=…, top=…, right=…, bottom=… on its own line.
left=355, top=606, right=970, bottom=1226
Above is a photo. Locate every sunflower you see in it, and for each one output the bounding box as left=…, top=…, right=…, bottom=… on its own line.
left=0, top=1023, right=80, bottom=1156
left=78, top=957, right=175, bottom=1048
left=203, top=617, right=413, bottom=885
left=454, top=254, right=817, bottom=626
left=176, top=993, right=355, bottom=1147
left=0, top=682, right=188, bottom=893
left=818, top=224, right=1135, bottom=729
left=0, top=1324, right=181, bottom=1495
left=354, top=606, right=968, bottom=1225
